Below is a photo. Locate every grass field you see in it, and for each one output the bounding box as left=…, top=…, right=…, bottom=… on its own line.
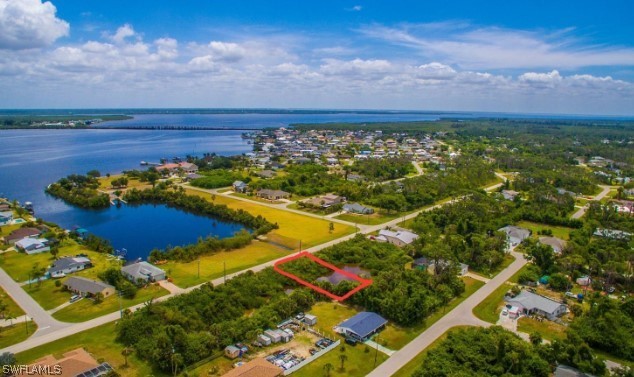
left=163, top=241, right=293, bottom=288
left=97, top=175, right=150, bottom=190
left=516, top=221, right=574, bottom=240
left=517, top=316, right=566, bottom=341
left=15, top=322, right=167, bottom=377
left=53, top=284, right=169, bottom=322
left=23, top=279, right=69, bottom=310
left=0, top=285, right=25, bottom=317
left=391, top=326, right=472, bottom=377
left=380, top=277, right=484, bottom=350
left=0, top=319, right=37, bottom=349
left=185, top=187, right=356, bottom=249
left=335, top=211, right=401, bottom=226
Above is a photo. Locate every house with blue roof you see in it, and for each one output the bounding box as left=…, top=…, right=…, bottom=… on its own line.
left=334, top=312, right=387, bottom=341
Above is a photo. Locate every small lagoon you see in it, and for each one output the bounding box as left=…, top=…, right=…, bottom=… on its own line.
left=65, top=203, right=246, bottom=261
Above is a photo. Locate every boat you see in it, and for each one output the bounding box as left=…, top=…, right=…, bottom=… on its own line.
left=140, top=161, right=148, bottom=165
left=23, top=201, right=34, bottom=214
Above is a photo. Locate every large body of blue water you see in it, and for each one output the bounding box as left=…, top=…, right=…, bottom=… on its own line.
left=2, top=111, right=625, bottom=259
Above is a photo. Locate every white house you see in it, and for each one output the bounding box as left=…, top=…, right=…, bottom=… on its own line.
left=505, top=290, right=567, bottom=320
left=0, top=211, right=13, bottom=225
left=48, top=256, right=92, bottom=278
left=121, top=261, right=166, bottom=283
left=498, top=225, right=531, bottom=246
left=375, top=229, right=419, bottom=247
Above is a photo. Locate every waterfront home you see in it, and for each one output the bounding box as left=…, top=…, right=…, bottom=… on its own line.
left=232, top=180, right=249, bottom=193
left=64, top=276, right=115, bottom=298
left=48, top=256, right=92, bottom=278
left=342, top=202, right=374, bottom=215
left=374, top=229, right=419, bottom=247
left=121, top=261, right=166, bottom=283
left=3, top=227, right=42, bottom=245
left=157, top=162, right=199, bottom=175
left=15, top=238, right=50, bottom=254
left=256, top=189, right=290, bottom=200
left=15, top=348, right=113, bottom=377
left=0, top=211, right=13, bottom=225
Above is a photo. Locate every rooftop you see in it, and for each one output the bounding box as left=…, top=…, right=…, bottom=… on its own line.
left=338, top=311, right=387, bottom=339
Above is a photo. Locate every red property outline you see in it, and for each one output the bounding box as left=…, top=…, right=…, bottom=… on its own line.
left=273, top=251, right=372, bottom=302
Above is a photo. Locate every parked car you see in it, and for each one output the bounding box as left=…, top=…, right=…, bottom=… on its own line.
left=69, top=294, right=81, bottom=303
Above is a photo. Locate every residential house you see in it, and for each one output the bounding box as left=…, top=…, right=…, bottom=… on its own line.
left=375, top=229, right=419, bottom=247
left=538, top=236, right=567, bottom=254
left=498, top=225, right=531, bottom=246
left=224, top=345, right=241, bottom=359
left=256, top=189, right=290, bottom=200
left=501, top=190, right=520, bottom=201
left=256, top=170, right=276, bottom=179
left=593, top=228, right=632, bottom=241
left=221, top=357, right=282, bottom=377
left=335, top=312, right=388, bottom=341
left=121, top=261, right=166, bottom=283
left=412, top=257, right=469, bottom=276
left=0, top=211, right=13, bottom=225
left=48, top=256, right=92, bottom=278
left=184, top=173, right=203, bottom=181
left=16, top=348, right=113, bottom=377
left=232, top=180, right=249, bottom=193
left=3, top=227, right=42, bottom=245
left=157, top=162, right=199, bottom=175
left=15, top=238, right=50, bottom=255
left=304, top=193, right=346, bottom=208
left=64, top=276, right=115, bottom=298
left=505, top=290, right=567, bottom=320
left=342, top=202, right=374, bottom=215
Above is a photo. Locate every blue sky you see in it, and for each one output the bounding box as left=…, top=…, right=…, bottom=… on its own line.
left=0, top=0, right=633, bottom=114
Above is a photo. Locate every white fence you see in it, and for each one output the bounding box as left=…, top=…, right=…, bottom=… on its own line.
left=283, top=339, right=341, bottom=375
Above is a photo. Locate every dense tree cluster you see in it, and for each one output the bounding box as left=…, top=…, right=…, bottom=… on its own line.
left=46, top=173, right=110, bottom=208
left=99, top=268, right=138, bottom=299
left=190, top=170, right=246, bottom=189
left=148, top=230, right=254, bottom=262
left=350, top=156, right=414, bottom=181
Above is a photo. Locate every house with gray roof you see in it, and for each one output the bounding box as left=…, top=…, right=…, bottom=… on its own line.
left=505, top=290, right=567, bottom=320
left=375, top=229, right=419, bottom=247
left=48, top=256, right=92, bottom=278
left=256, top=189, right=290, bottom=200
left=538, top=236, right=567, bottom=254
left=498, top=225, right=531, bottom=246
left=121, top=261, right=166, bottom=283
left=232, top=180, right=248, bottom=193
left=15, top=238, right=50, bottom=255
left=3, top=227, right=42, bottom=245
left=593, top=228, right=631, bottom=241
left=0, top=211, right=13, bottom=225
left=64, top=276, right=115, bottom=298
left=342, top=203, right=374, bottom=215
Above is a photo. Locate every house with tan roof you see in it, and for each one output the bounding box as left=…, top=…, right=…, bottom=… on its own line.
left=16, top=348, right=113, bottom=377
left=221, top=357, right=282, bottom=377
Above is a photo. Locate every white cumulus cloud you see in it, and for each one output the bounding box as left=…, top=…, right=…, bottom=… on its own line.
left=0, top=0, right=69, bottom=49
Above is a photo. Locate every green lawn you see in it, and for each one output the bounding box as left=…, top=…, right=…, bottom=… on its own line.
left=0, top=319, right=37, bottom=349
left=516, top=221, right=574, bottom=240
left=391, top=326, right=472, bottom=377
left=380, top=277, right=484, bottom=350
left=53, top=284, right=169, bottom=322
left=16, top=322, right=167, bottom=377
left=291, top=341, right=389, bottom=377
left=24, top=279, right=70, bottom=310
left=517, top=317, right=566, bottom=341
left=163, top=241, right=293, bottom=288
left=0, top=239, right=122, bottom=283
left=0, top=285, right=25, bottom=317
left=335, top=211, right=401, bottom=226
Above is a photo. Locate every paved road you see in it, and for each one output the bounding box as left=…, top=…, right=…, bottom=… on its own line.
left=571, top=185, right=612, bottom=219
left=0, top=268, right=70, bottom=337
left=3, top=179, right=505, bottom=354
left=367, top=250, right=528, bottom=377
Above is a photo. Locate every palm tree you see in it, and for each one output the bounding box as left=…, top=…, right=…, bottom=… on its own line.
left=323, top=363, right=333, bottom=377
left=339, top=354, right=348, bottom=371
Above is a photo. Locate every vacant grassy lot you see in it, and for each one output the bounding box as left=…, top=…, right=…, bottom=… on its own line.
left=24, top=279, right=70, bottom=310
left=292, top=340, right=389, bottom=377
left=163, top=241, right=293, bottom=288
left=97, top=175, right=150, bottom=190
left=185, top=187, right=356, bottom=249
left=0, top=285, right=25, bottom=317
left=516, top=221, right=574, bottom=240
left=517, top=316, right=566, bottom=341
left=0, top=319, right=37, bottom=349
left=53, top=284, right=169, bottom=322
left=16, top=322, right=166, bottom=377
left=380, top=277, right=484, bottom=350
left=335, top=211, right=401, bottom=226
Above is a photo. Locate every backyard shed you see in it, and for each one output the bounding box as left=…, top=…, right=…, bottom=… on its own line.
left=303, top=314, right=317, bottom=326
